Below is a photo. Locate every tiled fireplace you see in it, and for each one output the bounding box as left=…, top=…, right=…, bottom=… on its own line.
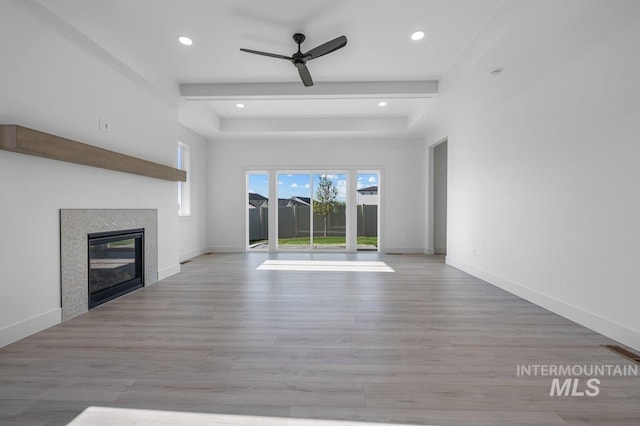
left=60, top=209, right=158, bottom=321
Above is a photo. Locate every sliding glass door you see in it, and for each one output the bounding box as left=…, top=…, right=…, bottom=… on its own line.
left=273, top=172, right=346, bottom=251
left=277, top=173, right=312, bottom=251
left=247, top=173, right=269, bottom=251
left=247, top=170, right=379, bottom=252
left=312, top=173, right=346, bottom=250
left=356, top=171, right=379, bottom=251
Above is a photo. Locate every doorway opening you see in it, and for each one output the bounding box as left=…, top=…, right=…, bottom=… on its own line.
left=432, top=140, right=447, bottom=255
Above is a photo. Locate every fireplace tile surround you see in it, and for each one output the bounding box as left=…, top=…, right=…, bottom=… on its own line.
left=60, top=209, right=158, bottom=321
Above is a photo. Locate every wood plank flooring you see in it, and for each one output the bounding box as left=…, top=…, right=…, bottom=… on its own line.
left=1, top=253, right=639, bottom=425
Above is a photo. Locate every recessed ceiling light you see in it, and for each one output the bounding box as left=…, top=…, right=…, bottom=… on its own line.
left=378, top=101, right=387, bottom=107
left=178, top=35, right=193, bottom=46
left=410, top=31, right=425, bottom=41
left=236, top=103, right=245, bottom=108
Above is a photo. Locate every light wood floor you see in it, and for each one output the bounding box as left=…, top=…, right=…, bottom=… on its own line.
left=1, top=253, right=639, bottom=425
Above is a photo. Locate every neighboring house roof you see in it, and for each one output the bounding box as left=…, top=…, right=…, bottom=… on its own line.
left=248, top=193, right=268, bottom=208
left=277, top=197, right=312, bottom=208
left=358, top=186, right=378, bottom=193
left=249, top=192, right=267, bottom=201
left=291, top=196, right=311, bottom=206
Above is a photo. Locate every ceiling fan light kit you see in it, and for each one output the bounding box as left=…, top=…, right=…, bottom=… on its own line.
left=240, top=33, right=347, bottom=87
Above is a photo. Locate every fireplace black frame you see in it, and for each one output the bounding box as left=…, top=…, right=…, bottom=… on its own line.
left=87, top=228, right=144, bottom=309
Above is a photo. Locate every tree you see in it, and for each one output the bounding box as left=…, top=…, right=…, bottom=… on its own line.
left=313, top=175, right=338, bottom=237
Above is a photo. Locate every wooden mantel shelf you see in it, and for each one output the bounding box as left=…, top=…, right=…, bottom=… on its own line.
left=0, top=125, right=186, bottom=182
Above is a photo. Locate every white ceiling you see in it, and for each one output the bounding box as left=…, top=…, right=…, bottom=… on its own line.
left=33, top=0, right=505, bottom=138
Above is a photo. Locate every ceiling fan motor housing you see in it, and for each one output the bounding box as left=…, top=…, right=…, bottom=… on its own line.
left=240, top=32, right=347, bottom=87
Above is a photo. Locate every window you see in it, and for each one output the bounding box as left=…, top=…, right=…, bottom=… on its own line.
left=177, top=142, right=190, bottom=216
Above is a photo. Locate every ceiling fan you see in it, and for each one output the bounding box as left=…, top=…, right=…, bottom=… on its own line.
left=240, top=33, right=347, bottom=87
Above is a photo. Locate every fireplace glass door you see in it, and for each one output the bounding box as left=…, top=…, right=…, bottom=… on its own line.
left=88, top=229, right=144, bottom=308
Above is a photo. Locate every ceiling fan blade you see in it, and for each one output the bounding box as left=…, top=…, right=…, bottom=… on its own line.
left=304, top=35, right=347, bottom=60
left=294, top=62, right=314, bottom=87
left=240, top=48, right=292, bottom=60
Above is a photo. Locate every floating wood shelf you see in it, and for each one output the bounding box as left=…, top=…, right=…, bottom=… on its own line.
left=0, top=125, right=186, bottom=182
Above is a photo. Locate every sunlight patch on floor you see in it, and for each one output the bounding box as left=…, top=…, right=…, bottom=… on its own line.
left=68, top=406, right=419, bottom=425
left=257, top=260, right=395, bottom=272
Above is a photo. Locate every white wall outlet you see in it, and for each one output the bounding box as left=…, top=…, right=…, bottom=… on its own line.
left=98, top=119, right=109, bottom=133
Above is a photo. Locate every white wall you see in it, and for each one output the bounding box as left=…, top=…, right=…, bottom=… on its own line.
left=0, top=2, right=181, bottom=347
left=424, top=1, right=640, bottom=350
left=208, top=137, right=425, bottom=253
left=178, top=126, right=209, bottom=261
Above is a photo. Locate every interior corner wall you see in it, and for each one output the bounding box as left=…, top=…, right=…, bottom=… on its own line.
left=425, top=6, right=640, bottom=350
left=207, top=137, right=426, bottom=253
left=178, top=126, right=209, bottom=261
left=0, top=2, right=180, bottom=347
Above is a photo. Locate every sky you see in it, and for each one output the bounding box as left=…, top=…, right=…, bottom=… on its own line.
left=248, top=173, right=378, bottom=201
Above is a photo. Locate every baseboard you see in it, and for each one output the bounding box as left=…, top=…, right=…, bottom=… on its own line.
left=424, top=248, right=435, bottom=255
left=158, top=264, right=181, bottom=281
left=179, top=247, right=209, bottom=262
left=0, top=308, right=61, bottom=348
left=384, top=247, right=425, bottom=254
left=208, top=246, right=245, bottom=253
left=446, top=256, right=640, bottom=352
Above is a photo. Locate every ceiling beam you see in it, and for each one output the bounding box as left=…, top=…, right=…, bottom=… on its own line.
left=180, top=81, right=438, bottom=100
left=221, top=117, right=408, bottom=133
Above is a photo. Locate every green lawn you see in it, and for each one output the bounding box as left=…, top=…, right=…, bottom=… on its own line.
left=276, top=236, right=377, bottom=246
